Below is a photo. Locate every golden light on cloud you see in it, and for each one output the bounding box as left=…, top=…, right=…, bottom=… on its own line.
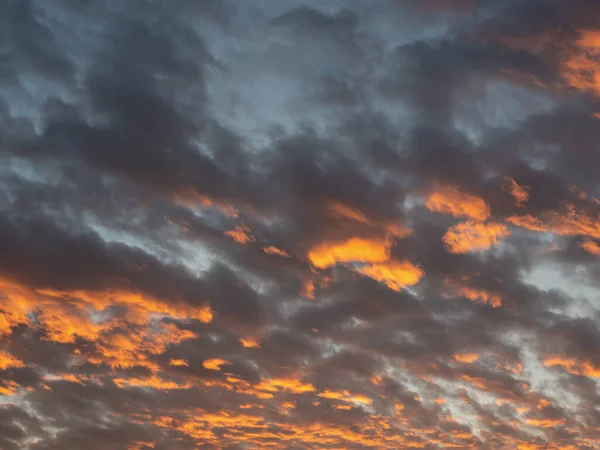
left=114, top=375, right=190, bottom=390
left=317, top=389, right=373, bottom=405
left=501, top=177, right=530, bottom=207
left=308, top=237, right=391, bottom=269
left=544, top=356, right=600, bottom=378
left=453, top=353, right=480, bottom=364
left=0, top=351, right=25, bottom=370
left=442, top=221, right=510, bottom=254
left=263, top=246, right=291, bottom=257
left=203, top=359, right=230, bottom=371
left=426, top=185, right=490, bottom=221
left=443, top=277, right=502, bottom=307
left=507, top=215, right=549, bottom=232
left=580, top=239, right=600, bottom=255
left=355, top=260, right=424, bottom=291
left=561, top=29, right=600, bottom=96
left=240, top=337, right=260, bottom=348
left=255, top=377, right=316, bottom=394
left=225, top=225, right=255, bottom=245
left=169, top=359, right=190, bottom=367
left=509, top=203, right=600, bottom=240
left=300, top=278, right=316, bottom=299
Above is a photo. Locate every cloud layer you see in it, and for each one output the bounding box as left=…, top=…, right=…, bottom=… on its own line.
left=2, top=0, right=600, bottom=448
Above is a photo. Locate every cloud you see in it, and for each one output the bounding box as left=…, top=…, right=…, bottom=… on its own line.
left=1, top=0, right=600, bottom=448
left=426, top=185, right=491, bottom=221
left=442, top=221, right=511, bottom=254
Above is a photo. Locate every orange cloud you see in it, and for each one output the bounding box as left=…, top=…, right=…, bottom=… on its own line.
left=544, top=356, right=600, bottom=378
left=442, top=221, right=510, bottom=254
left=580, top=239, right=600, bottom=255
left=114, top=375, right=191, bottom=390
left=300, top=278, right=316, bottom=299
left=317, top=389, right=373, bottom=405
left=169, top=359, right=190, bottom=367
left=426, top=185, right=490, bottom=221
left=255, top=377, right=316, bottom=394
left=453, top=353, right=480, bottom=364
left=240, top=337, right=260, bottom=348
left=225, top=225, right=255, bottom=245
left=525, top=418, right=566, bottom=428
left=263, top=246, right=291, bottom=257
left=443, top=277, right=502, bottom=307
left=0, top=351, right=25, bottom=370
left=355, top=260, right=424, bottom=291
left=501, top=177, right=530, bottom=207
left=506, top=215, right=548, bottom=232
left=0, top=380, right=20, bottom=396
left=203, top=359, right=230, bottom=371
left=509, top=203, right=600, bottom=240
left=561, top=29, right=600, bottom=96
left=308, top=237, right=391, bottom=269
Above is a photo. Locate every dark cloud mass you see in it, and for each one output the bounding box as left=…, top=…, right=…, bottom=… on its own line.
left=3, top=0, right=600, bottom=448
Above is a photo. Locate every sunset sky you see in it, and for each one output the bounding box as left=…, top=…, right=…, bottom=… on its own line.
left=3, top=0, right=600, bottom=448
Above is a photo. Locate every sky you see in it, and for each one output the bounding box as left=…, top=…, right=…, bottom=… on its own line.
left=2, top=0, right=600, bottom=448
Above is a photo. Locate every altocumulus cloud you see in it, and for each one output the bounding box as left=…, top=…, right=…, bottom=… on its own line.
left=2, top=0, right=600, bottom=448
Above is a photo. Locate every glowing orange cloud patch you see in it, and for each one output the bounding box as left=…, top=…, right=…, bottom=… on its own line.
left=37, top=289, right=213, bottom=323
left=308, top=237, right=391, bottom=269
left=501, top=177, right=530, bottom=207
left=525, top=418, right=566, bottom=428
left=561, top=29, right=600, bottom=96
left=169, top=359, right=189, bottom=367
left=507, top=215, right=548, bottom=232
left=317, top=389, right=373, bottom=405
left=442, top=221, right=510, bottom=254
left=453, top=353, right=480, bottom=364
left=240, top=337, right=260, bottom=348
left=577, top=29, right=600, bottom=51
left=255, top=378, right=316, bottom=394
left=225, top=225, right=255, bottom=245
left=88, top=323, right=198, bottom=372
left=509, top=203, right=600, bottom=240
left=497, top=360, right=523, bottom=374
left=0, top=351, right=25, bottom=370
left=355, top=260, right=423, bottom=291
left=443, top=278, right=502, bottom=307
left=300, top=278, right=316, bottom=299
left=113, top=375, right=190, bottom=390
left=128, top=442, right=155, bottom=450
left=203, top=359, right=230, bottom=371
left=580, top=239, right=600, bottom=256
left=0, top=381, right=20, bottom=396
left=544, top=356, right=600, bottom=378
left=426, top=185, right=490, bottom=221
left=263, top=246, right=291, bottom=257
